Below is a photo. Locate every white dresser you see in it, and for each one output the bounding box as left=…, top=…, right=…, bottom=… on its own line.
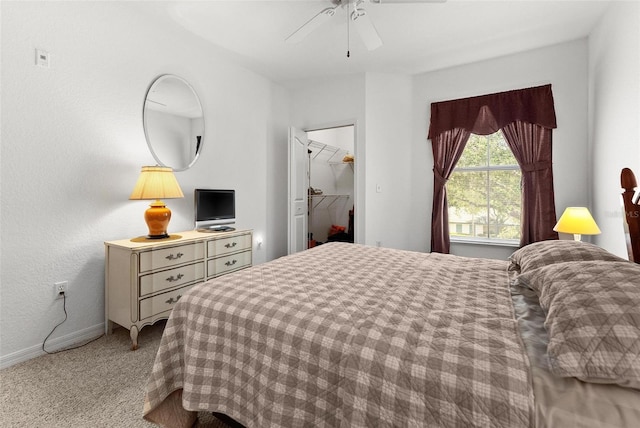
left=104, top=229, right=252, bottom=349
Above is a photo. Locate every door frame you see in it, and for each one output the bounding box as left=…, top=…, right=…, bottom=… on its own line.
left=287, top=127, right=309, bottom=255
left=303, top=120, right=361, bottom=245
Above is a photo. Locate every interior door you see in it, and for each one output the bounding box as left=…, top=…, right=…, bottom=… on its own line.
left=288, top=127, right=309, bottom=254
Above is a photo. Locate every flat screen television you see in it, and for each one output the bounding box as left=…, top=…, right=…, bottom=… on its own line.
left=194, top=189, right=236, bottom=231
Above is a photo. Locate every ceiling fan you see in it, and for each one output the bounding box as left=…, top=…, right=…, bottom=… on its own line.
left=285, top=0, right=446, bottom=52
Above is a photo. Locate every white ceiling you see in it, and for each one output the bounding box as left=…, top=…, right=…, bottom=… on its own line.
left=139, top=0, right=613, bottom=84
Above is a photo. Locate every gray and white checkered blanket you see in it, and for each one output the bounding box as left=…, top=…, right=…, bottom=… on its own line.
left=144, top=243, right=534, bottom=427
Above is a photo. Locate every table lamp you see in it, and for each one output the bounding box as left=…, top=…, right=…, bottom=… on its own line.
left=129, top=166, right=184, bottom=239
left=553, top=207, right=601, bottom=241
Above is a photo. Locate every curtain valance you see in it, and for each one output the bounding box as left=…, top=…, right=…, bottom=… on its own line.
left=428, top=84, right=557, bottom=139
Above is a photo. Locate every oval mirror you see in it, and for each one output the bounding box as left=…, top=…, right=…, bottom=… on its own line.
left=143, top=75, right=204, bottom=171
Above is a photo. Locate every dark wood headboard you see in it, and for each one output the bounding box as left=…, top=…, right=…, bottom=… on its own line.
left=621, top=168, right=640, bottom=263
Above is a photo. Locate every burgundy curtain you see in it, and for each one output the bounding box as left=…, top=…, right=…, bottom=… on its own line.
left=428, top=84, right=558, bottom=253
left=430, top=128, right=471, bottom=253
left=428, top=85, right=557, bottom=139
left=501, top=122, right=558, bottom=246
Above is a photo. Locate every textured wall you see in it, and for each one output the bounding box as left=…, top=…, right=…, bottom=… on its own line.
left=588, top=1, right=640, bottom=259
left=0, top=2, right=281, bottom=366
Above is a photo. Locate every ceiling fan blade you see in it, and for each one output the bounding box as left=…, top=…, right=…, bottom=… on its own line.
left=285, top=6, right=337, bottom=44
left=351, top=8, right=383, bottom=51
left=369, top=0, right=446, bottom=3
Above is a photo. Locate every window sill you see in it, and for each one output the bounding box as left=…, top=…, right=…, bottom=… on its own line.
left=450, top=237, right=520, bottom=248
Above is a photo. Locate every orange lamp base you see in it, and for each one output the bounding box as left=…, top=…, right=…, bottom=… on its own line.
left=144, top=200, right=172, bottom=239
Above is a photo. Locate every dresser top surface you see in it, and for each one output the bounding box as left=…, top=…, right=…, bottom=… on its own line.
left=104, top=229, right=252, bottom=250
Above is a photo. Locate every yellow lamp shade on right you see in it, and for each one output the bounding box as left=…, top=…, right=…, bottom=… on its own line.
left=553, top=207, right=601, bottom=241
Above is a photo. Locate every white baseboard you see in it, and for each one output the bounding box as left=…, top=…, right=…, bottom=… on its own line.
left=0, top=323, right=105, bottom=370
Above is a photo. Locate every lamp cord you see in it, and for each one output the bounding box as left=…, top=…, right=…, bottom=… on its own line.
left=42, top=292, right=104, bottom=355
left=42, top=293, right=69, bottom=354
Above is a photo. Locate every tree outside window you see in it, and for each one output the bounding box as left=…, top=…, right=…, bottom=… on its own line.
left=447, top=131, right=521, bottom=242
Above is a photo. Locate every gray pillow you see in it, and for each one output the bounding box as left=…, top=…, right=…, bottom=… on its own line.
left=518, top=261, right=640, bottom=390
left=509, top=240, right=625, bottom=273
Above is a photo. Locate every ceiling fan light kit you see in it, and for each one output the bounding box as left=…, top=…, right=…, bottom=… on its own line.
left=286, top=0, right=445, bottom=54
left=370, top=0, right=447, bottom=3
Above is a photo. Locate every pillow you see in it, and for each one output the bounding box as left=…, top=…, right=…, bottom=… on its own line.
left=509, top=240, right=626, bottom=273
left=518, top=261, right=640, bottom=389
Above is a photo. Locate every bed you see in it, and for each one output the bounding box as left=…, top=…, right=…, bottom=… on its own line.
left=143, top=170, right=640, bottom=428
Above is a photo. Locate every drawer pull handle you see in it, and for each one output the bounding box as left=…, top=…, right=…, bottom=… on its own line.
left=225, top=259, right=237, bottom=267
left=165, top=295, right=182, bottom=305
left=224, top=242, right=237, bottom=249
left=166, top=273, right=184, bottom=283
left=166, top=252, right=184, bottom=261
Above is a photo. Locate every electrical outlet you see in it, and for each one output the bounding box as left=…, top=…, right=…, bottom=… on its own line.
left=53, top=281, right=68, bottom=299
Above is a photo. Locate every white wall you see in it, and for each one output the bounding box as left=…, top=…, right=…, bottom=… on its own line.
left=364, top=73, right=415, bottom=250
left=588, top=1, right=640, bottom=258
left=266, top=84, right=291, bottom=262
left=0, top=2, right=287, bottom=367
left=413, top=39, right=590, bottom=259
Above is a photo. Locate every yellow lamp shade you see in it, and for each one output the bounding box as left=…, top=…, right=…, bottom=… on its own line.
left=129, top=166, right=184, bottom=200
left=553, top=207, right=601, bottom=241
left=130, top=166, right=184, bottom=239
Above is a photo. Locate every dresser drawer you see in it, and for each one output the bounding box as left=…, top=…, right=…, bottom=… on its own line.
left=208, top=250, right=252, bottom=277
left=139, top=284, right=193, bottom=320
left=207, top=233, right=252, bottom=257
left=139, top=242, right=203, bottom=273
left=139, top=262, right=204, bottom=297
left=106, top=229, right=252, bottom=350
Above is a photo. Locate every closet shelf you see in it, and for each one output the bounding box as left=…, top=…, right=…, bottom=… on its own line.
left=309, top=194, right=349, bottom=210
left=308, top=140, right=351, bottom=164
left=328, top=161, right=354, bottom=171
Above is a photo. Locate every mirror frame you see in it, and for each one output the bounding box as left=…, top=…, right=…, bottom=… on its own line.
left=143, top=74, right=205, bottom=172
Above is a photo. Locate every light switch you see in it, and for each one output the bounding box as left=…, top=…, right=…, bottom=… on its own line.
left=36, top=49, right=50, bottom=68
left=376, top=184, right=382, bottom=193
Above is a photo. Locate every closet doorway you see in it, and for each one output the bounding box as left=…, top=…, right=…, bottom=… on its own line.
left=288, top=124, right=355, bottom=254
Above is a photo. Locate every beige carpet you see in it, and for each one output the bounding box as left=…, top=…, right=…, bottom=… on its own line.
left=0, top=321, right=231, bottom=428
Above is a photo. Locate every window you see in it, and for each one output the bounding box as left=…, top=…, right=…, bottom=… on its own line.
left=447, top=131, right=521, bottom=242
left=429, top=85, right=557, bottom=253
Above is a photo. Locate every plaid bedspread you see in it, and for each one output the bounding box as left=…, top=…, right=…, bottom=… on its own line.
left=144, top=243, right=534, bottom=427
